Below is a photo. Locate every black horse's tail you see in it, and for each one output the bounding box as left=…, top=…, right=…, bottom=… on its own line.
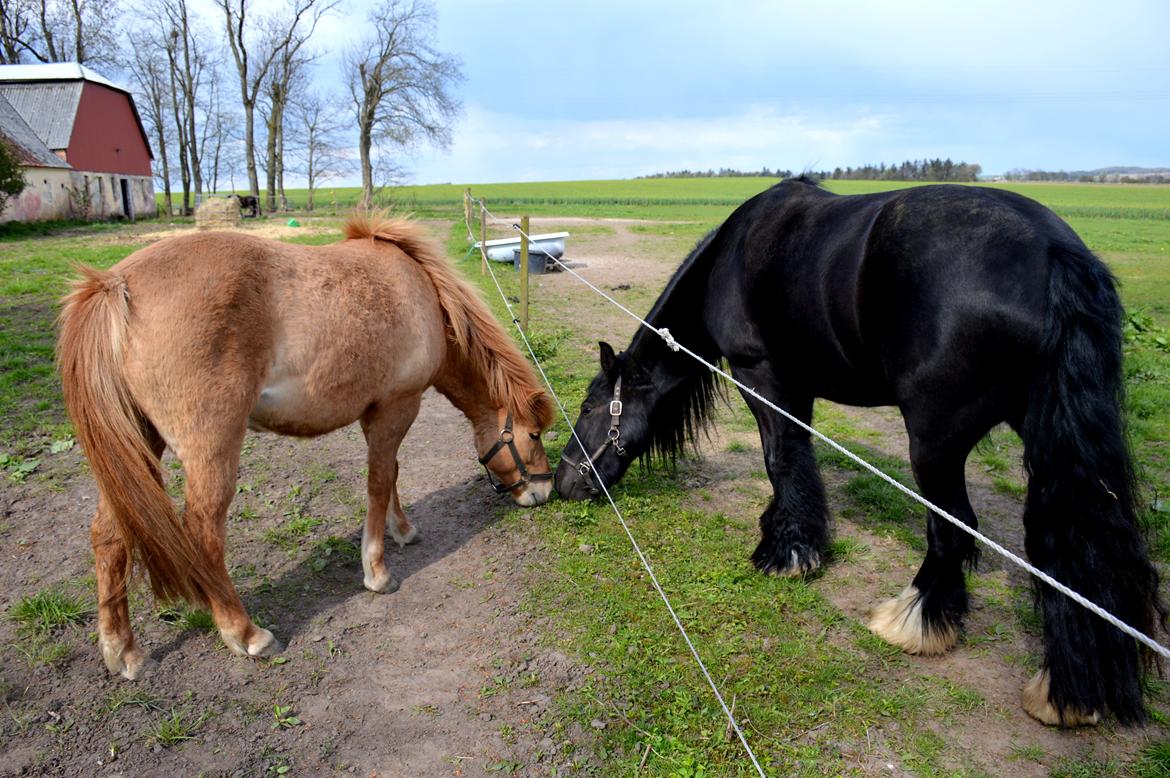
left=1020, top=241, right=1163, bottom=724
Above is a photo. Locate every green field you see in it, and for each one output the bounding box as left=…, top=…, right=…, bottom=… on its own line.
left=5, top=178, right=1170, bottom=774
left=250, top=176, right=1165, bottom=218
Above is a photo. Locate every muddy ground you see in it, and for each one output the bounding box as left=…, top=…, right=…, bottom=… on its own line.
left=0, top=216, right=1166, bottom=776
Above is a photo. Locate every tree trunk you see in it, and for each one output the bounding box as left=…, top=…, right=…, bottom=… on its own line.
left=264, top=103, right=278, bottom=212
left=178, top=1, right=202, bottom=199
left=243, top=101, right=259, bottom=198
left=276, top=112, right=287, bottom=210
left=359, top=121, right=373, bottom=211
left=166, top=47, right=191, bottom=215
left=153, top=107, right=173, bottom=216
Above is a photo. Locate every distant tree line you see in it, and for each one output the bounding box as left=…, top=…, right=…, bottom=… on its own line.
left=640, top=167, right=796, bottom=179
left=0, top=0, right=463, bottom=215
left=819, top=159, right=981, bottom=182
left=1003, top=168, right=1170, bottom=184
left=642, top=159, right=982, bottom=182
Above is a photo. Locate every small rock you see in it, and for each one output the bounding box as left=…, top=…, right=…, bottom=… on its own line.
left=590, top=718, right=606, bottom=730
left=479, top=712, right=493, bottom=722
left=578, top=544, right=593, bottom=553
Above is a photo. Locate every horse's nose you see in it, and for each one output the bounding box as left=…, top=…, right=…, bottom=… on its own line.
left=554, top=462, right=591, bottom=501
left=514, top=479, right=552, bottom=507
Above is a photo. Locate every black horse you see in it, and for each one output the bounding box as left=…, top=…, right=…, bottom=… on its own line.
left=554, top=177, right=1163, bottom=726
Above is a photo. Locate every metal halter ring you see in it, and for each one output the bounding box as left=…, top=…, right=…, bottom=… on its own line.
left=478, top=412, right=553, bottom=494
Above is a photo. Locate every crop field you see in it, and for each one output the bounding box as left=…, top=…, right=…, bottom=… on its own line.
left=2, top=179, right=1169, bottom=775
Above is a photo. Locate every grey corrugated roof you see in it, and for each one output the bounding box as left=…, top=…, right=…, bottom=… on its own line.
left=0, top=81, right=81, bottom=150
left=0, top=63, right=126, bottom=92
left=0, top=92, right=69, bottom=168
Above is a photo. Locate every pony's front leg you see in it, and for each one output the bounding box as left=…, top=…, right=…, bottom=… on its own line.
left=360, top=396, right=423, bottom=593
left=736, top=379, right=829, bottom=577
left=92, top=497, right=152, bottom=679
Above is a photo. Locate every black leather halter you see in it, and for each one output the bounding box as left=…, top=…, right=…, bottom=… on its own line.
left=478, top=412, right=554, bottom=494
left=559, top=375, right=626, bottom=496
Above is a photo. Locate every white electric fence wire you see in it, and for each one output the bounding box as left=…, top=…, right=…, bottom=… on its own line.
left=471, top=197, right=1170, bottom=662
left=466, top=205, right=769, bottom=777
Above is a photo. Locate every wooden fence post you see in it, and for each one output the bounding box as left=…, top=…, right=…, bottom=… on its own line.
left=519, top=214, right=530, bottom=332
left=480, top=199, right=488, bottom=276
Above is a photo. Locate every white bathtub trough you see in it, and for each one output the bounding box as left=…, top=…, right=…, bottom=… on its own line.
left=475, top=231, right=569, bottom=263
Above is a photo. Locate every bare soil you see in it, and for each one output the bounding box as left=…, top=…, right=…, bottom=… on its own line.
left=1, top=217, right=1165, bottom=776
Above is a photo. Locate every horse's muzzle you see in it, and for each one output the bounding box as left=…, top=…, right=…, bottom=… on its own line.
left=513, top=479, right=553, bottom=507
left=553, top=460, right=595, bottom=501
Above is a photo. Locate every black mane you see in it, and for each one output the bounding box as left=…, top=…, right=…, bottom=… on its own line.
left=634, top=229, right=726, bottom=465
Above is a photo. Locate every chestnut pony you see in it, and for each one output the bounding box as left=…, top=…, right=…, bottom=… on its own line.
left=58, top=216, right=554, bottom=679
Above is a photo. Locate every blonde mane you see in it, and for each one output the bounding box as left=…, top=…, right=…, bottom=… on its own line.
left=344, top=215, right=554, bottom=428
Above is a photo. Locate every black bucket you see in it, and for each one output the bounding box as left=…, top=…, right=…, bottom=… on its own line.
left=512, top=247, right=548, bottom=274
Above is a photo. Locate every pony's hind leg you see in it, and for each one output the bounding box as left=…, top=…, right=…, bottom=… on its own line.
left=734, top=377, right=829, bottom=576
left=92, top=431, right=165, bottom=679
left=868, top=416, right=989, bottom=655
left=360, top=395, right=423, bottom=593
left=93, top=495, right=150, bottom=679
left=182, top=446, right=280, bottom=658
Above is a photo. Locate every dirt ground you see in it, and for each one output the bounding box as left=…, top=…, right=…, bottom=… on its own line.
left=1, top=216, right=1166, bottom=776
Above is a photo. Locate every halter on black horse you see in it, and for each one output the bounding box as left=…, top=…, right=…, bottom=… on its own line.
left=478, top=412, right=554, bottom=494
left=557, top=375, right=627, bottom=496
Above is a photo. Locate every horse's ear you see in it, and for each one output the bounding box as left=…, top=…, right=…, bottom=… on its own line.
left=599, top=341, right=617, bottom=373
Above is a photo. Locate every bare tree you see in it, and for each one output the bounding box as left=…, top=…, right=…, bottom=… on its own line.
left=0, top=1, right=34, bottom=63
left=0, top=0, right=122, bottom=68
left=158, top=0, right=213, bottom=203
left=345, top=0, right=462, bottom=210
left=215, top=0, right=334, bottom=201
left=288, top=91, right=353, bottom=210
left=260, top=38, right=312, bottom=211
left=198, top=78, right=238, bottom=196
left=128, top=28, right=173, bottom=215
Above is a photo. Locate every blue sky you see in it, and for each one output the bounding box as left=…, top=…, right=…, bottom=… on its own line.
left=314, top=0, right=1168, bottom=183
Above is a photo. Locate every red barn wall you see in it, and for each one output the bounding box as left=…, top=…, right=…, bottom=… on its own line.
left=66, top=83, right=151, bottom=176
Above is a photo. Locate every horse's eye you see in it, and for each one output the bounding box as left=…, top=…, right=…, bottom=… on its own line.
left=581, top=404, right=592, bottom=414
left=528, top=432, right=540, bottom=440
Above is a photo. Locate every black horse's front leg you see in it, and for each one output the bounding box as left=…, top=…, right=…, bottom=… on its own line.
left=736, top=378, right=829, bottom=577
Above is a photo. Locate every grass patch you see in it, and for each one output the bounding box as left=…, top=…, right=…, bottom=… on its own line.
left=263, top=514, right=325, bottom=551
left=8, top=587, right=92, bottom=635
left=157, top=605, right=216, bottom=633
left=309, top=535, right=361, bottom=573
left=150, top=707, right=209, bottom=748
left=515, top=478, right=978, bottom=774
left=103, top=688, right=165, bottom=714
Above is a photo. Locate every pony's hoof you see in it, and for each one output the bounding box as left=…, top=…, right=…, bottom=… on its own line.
left=246, top=627, right=282, bottom=658
left=390, top=524, right=420, bottom=548
left=867, top=586, right=958, bottom=656
left=1022, top=670, right=1101, bottom=727
left=364, top=570, right=400, bottom=594
left=100, top=637, right=155, bottom=680
left=753, top=544, right=821, bottom=577
left=221, top=626, right=282, bottom=658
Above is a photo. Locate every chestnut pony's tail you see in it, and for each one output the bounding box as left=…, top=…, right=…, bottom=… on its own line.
left=58, top=266, right=223, bottom=605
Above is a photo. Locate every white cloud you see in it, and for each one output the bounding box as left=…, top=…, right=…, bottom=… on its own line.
left=412, top=104, right=895, bottom=183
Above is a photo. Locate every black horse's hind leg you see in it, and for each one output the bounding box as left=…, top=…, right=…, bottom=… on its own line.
left=736, top=376, right=829, bottom=576
left=869, top=412, right=992, bottom=655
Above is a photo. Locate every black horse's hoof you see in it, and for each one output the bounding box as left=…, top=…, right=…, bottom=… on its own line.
left=751, top=540, right=823, bottom=577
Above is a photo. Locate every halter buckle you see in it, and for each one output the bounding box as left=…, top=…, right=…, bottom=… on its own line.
left=609, top=400, right=623, bottom=416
